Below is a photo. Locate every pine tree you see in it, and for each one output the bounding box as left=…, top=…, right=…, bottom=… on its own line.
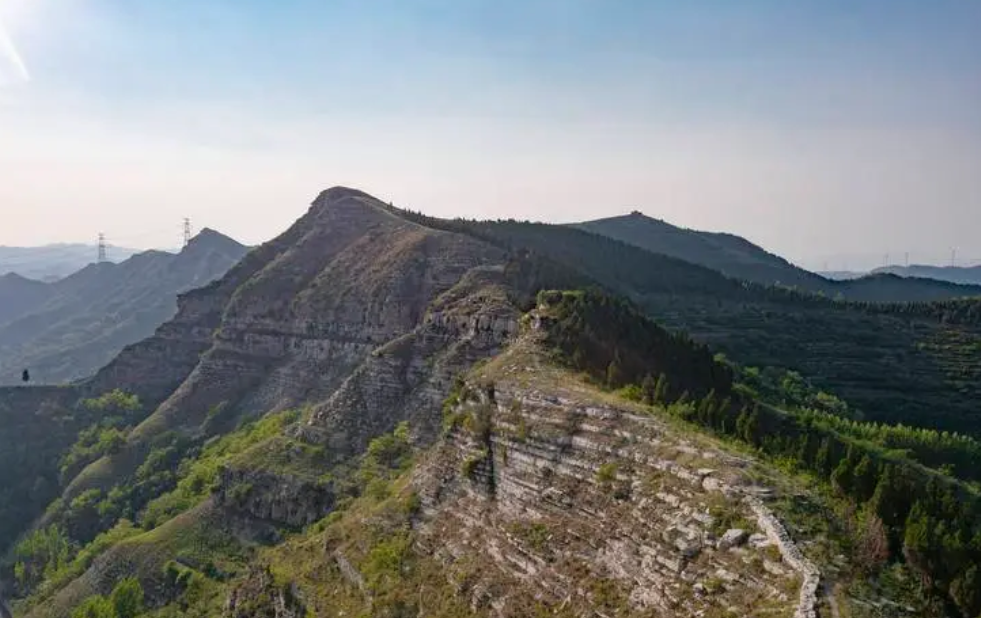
left=852, top=455, right=878, bottom=502
left=903, top=502, right=934, bottom=586
left=653, top=372, right=670, bottom=404
left=641, top=374, right=658, bottom=405
left=606, top=350, right=623, bottom=388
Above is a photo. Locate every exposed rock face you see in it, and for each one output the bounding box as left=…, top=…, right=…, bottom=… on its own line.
left=225, top=566, right=306, bottom=618
left=215, top=466, right=334, bottom=529
left=747, top=497, right=820, bottom=618
left=412, top=360, right=815, bottom=617
left=60, top=187, right=518, bottom=513
left=134, top=187, right=507, bottom=444
left=302, top=266, right=520, bottom=457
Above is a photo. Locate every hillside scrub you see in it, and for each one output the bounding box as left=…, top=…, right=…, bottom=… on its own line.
left=535, top=288, right=981, bottom=617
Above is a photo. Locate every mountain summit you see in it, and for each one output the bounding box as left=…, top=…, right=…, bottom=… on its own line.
left=575, top=211, right=981, bottom=301
left=573, top=212, right=812, bottom=287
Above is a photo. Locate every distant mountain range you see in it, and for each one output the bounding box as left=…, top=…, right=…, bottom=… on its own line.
left=0, top=229, right=248, bottom=385
left=0, top=244, right=142, bottom=282
left=575, top=212, right=981, bottom=302
left=871, top=264, right=981, bottom=286
left=821, top=264, right=981, bottom=286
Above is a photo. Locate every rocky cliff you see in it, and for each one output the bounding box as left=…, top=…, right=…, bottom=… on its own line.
left=54, top=188, right=515, bottom=508
left=406, top=335, right=817, bottom=617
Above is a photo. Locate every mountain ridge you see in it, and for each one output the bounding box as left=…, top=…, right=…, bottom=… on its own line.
left=575, top=211, right=981, bottom=302
left=1, top=187, right=980, bottom=617
left=0, top=230, right=248, bottom=386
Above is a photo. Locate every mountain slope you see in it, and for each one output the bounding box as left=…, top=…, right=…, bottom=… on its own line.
left=0, top=274, right=54, bottom=327
left=0, top=230, right=248, bottom=386
left=14, top=286, right=979, bottom=618
left=873, top=264, right=981, bottom=286
left=576, top=212, right=981, bottom=302
left=574, top=212, right=817, bottom=288
left=2, top=187, right=980, bottom=618
left=385, top=212, right=981, bottom=436
left=0, top=244, right=140, bottom=282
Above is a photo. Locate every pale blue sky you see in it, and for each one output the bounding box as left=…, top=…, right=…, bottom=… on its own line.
left=1, top=1, right=979, bottom=269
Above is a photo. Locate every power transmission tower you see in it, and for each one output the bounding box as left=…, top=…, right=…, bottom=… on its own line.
left=97, top=233, right=107, bottom=263
left=183, top=218, right=192, bottom=248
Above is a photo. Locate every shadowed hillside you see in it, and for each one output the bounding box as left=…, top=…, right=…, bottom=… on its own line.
left=575, top=212, right=981, bottom=302
left=382, top=209, right=981, bottom=436
left=0, top=230, right=248, bottom=386
left=0, top=245, right=141, bottom=283
left=873, top=264, right=981, bottom=286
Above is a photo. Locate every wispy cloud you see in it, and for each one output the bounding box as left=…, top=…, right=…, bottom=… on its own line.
left=0, top=16, right=29, bottom=83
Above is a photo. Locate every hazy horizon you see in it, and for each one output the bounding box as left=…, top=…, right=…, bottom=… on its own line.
left=2, top=1, right=979, bottom=272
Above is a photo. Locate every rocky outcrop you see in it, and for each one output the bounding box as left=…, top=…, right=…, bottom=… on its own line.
left=136, top=188, right=507, bottom=443
left=215, top=466, right=334, bottom=529
left=224, top=566, right=306, bottom=618
left=61, top=188, right=512, bottom=502
left=302, top=266, right=519, bottom=456
left=413, top=360, right=814, bottom=617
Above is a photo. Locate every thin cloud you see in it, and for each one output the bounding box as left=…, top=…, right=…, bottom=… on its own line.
left=0, top=16, right=29, bottom=82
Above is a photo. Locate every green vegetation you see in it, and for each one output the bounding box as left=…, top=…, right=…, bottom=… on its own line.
left=384, top=208, right=981, bottom=438
left=595, top=462, right=619, bottom=485
left=537, top=289, right=732, bottom=402
left=538, top=290, right=981, bottom=617
left=60, top=423, right=129, bottom=482
left=142, top=410, right=301, bottom=529
left=71, top=577, right=144, bottom=618
left=11, top=525, right=73, bottom=593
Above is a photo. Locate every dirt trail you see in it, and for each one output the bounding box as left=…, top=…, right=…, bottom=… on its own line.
left=822, top=581, right=842, bottom=618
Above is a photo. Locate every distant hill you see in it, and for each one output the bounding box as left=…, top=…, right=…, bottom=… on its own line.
left=871, top=264, right=981, bottom=286
left=0, top=229, right=248, bottom=385
left=819, top=270, right=866, bottom=280
left=0, top=273, right=54, bottom=325
left=0, top=243, right=141, bottom=282
left=573, top=212, right=820, bottom=288
left=574, top=212, right=981, bottom=302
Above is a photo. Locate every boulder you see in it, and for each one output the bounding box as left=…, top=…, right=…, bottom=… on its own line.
left=717, top=529, right=748, bottom=550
